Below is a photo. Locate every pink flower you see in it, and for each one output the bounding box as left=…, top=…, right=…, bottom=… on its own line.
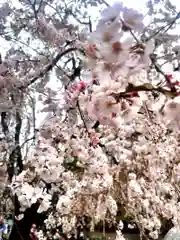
left=86, top=44, right=97, bottom=58
left=166, top=74, right=173, bottom=79
left=112, top=112, right=117, bottom=118
left=100, top=2, right=124, bottom=23
left=122, top=8, right=144, bottom=32
left=91, top=135, right=100, bottom=147
left=87, top=95, right=120, bottom=121
left=69, top=84, right=78, bottom=93
left=78, top=81, right=87, bottom=91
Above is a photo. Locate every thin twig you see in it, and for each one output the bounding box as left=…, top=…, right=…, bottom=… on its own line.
left=77, top=100, right=89, bottom=133
left=20, top=47, right=77, bottom=88
left=150, top=55, right=177, bottom=93
left=145, top=11, right=180, bottom=42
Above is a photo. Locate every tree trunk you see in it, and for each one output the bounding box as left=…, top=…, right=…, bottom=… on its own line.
left=9, top=197, right=41, bottom=240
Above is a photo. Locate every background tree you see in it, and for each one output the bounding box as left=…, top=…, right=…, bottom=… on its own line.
left=0, top=0, right=180, bottom=240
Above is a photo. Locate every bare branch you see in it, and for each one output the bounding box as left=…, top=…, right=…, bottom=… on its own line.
left=20, top=47, right=78, bottom=88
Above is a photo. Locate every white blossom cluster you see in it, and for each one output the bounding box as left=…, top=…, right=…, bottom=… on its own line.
left=10, top=1, right=180, bottom=239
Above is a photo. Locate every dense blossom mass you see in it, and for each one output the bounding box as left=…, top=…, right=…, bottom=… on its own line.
left=0, top=0, right=180, bottom=239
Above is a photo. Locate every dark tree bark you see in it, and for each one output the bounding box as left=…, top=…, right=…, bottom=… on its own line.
left=9, top=196, right=40, bottom=240
left=9, top=196, right=47, bottom=240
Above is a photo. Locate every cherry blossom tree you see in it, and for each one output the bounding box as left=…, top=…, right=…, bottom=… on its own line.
left=0, top=0, right=180, bottom=239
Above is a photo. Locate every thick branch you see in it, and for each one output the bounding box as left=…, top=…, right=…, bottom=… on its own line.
left=112, top=83, right=177, bottom=101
